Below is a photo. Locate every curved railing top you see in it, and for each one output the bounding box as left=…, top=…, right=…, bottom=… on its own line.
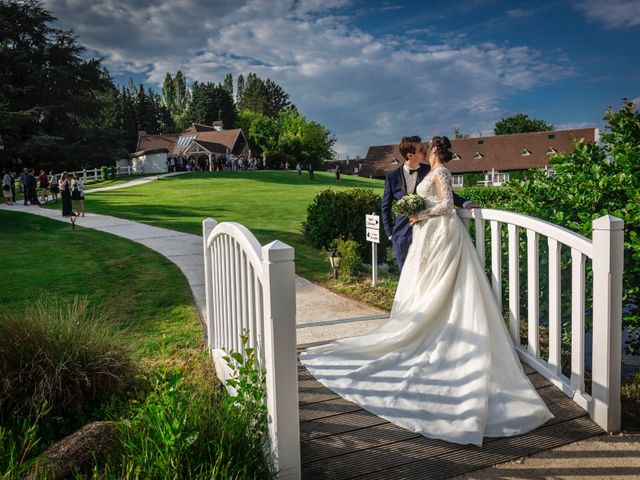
left=457, top=208, right=593, bottom=258
left=207, top=221, right=264, bottom=276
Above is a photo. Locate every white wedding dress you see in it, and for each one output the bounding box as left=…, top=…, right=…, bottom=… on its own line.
left=299, top=166, right=553, bottom=446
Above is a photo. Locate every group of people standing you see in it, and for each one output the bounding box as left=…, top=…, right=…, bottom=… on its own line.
left=2, top=168, right=85, bottom=217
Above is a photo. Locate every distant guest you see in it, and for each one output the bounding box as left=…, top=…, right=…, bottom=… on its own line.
left=308, top=163, right=315, bottom=181
left=335, top=165, right=341, bottom=183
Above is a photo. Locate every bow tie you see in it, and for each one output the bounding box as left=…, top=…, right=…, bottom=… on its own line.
left=408, top=168, right=419, bottom=175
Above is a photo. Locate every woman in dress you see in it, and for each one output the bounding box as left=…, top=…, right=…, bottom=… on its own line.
left=2, top=171, right=14, bottom=206
left=300, top=136, right=553, bottom=447
left=71, top=173, right=85, bottom=216
left=59, top=172, right=72, bottom=217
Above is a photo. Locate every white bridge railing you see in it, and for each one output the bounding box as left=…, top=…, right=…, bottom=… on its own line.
left=457, top=209, right=624, bottom=432
left=202, top=218, right=300, bottom=479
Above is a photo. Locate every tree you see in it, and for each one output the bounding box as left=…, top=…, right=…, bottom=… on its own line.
left=453, top=128, right=469, bottom=139
left=494, top=113, right=554, bottom=135
left=505, top=99, right=640, bottom=352
left=237, top=73, right=269, bottom=115
left=236, top=74, right=245, bottom=104
left=0, top=0, right=126, bottom=170
left=223, top=73, right=233, bottom=98
left=237, top=110, right=278, bottom=157
left=162, top=72, right=176, bottom=113
left=277, top=108, right=335, bottom=167
left=188, top=82, right=236, bottom=128
left=265, top=79, right=295, bottom=118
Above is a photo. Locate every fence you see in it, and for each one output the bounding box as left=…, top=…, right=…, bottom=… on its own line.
left=202, top=218, right=300, bottom=479
left=457, top=209, right=624, bottom=432
left=59, top=166, right=143, bottom=182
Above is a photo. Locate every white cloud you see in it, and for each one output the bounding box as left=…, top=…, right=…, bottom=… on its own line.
left=43, top=0, right=576, bottom=156
left=573, top=0, right=640, bottom=29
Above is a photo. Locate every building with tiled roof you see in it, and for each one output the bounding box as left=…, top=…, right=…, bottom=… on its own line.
left=324, top=157, right=365, bottom=175
left=129, top=123, right=249, bottom=173
left=359, top=128, right=598, bottom=186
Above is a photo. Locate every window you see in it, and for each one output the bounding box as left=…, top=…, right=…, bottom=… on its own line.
left=390, top=157, right=399, bottom=164
left=477, top=140, right=484, bottom=145
left=548, top=134, right=555, bottom=139
left=546, top=147, right=558, bottom=155
left=177, top=135, right=196, bottom=147
left=452, top=153, right=462, bottom=160
left=521, top=148, right=532, bottom=156
left=473, top=152, right=484, bottom=160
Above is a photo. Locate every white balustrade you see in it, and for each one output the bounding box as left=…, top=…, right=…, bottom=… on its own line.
left=202, top=218, right=300, bottom=479
left=457, top=209, right=623, bottom=433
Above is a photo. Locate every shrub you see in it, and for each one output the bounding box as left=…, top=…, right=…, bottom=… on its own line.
left=504, top=99, right=640, bottom=352
left=304, top=188, right=390, bottom=263
left=108, top=166, right=117, bottom=179
left=327, top=238, right=361, bottom=281
left=100, top=165, right=109, bottom=180
left=98, top=344, right=272, bottom=479
left=0, top=296, right=137, bottom=425
left=456, top=186, right=514, bottom=209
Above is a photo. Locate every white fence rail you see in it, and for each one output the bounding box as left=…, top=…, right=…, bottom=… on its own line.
left=457, top=209, right=624, bottom=432
left=202, top=218, right=300, bottom=479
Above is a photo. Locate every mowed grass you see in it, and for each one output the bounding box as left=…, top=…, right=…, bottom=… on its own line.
left=76, top=170, right=386, bottom=282
left=0, top=209, right=202, bottom=363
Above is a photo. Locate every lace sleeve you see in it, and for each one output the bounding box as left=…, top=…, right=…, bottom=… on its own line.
left=426, top=168, right=454, bottom=216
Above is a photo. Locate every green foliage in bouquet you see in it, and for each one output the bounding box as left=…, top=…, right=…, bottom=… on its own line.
left=392, top=193, right=425, bottom=218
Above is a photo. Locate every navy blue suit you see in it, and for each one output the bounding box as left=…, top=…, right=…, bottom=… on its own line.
left=382, top=163, right=467, bottom=272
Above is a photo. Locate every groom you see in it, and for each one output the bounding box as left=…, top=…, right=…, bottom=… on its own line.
left=381, top=135, right=477, bottom=272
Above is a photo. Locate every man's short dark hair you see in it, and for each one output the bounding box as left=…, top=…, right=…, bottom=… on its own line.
left=399, top=136, right=422, bottom=161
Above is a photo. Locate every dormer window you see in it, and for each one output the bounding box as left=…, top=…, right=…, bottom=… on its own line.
left=477, top=140, right=484, bottom=145
left=452, top=153, right=462, bottom=160
left=546, top=147, right=558, bottom=155
left=521, top=148, right=532, bottom=156
left=548, top=134, right=555, bottom=139
left=473, top=152, right=484, bottom=160
left=390, top=157, right=399, bottom=164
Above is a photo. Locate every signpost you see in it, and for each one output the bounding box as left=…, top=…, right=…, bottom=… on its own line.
left=366, top=213, right=380, bottom=286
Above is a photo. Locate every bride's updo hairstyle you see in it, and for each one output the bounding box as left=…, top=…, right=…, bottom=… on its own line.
left=429, top=135, right=454, bottom=163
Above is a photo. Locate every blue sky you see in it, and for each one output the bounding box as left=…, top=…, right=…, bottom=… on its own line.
left=43, top=0, right=640, bottom=156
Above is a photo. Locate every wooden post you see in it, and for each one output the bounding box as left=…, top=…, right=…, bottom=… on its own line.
left=202, top=218, right=217, bottom=348
left=261, top=240, right=300, bottom=479
left=591, top=215, right=623, bottom=432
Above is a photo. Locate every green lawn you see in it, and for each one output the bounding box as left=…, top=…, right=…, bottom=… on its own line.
left=69, top=170, right=387, bottom=283
left=0, top=209, right=202, bottom=363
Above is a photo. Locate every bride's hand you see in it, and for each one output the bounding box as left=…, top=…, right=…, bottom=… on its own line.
left=409, top=214, right=420, bottom=226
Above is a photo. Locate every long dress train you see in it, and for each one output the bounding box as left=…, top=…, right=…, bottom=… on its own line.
left=299, top=166, right=553, bottom=446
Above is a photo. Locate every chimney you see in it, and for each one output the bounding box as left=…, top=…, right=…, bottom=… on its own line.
left=212, top=120, right=223, bottom=131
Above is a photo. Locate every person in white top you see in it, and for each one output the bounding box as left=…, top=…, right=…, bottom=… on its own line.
left=2, top=171, right=14, bottom=205
left=71, top=173, right=85, bottom=216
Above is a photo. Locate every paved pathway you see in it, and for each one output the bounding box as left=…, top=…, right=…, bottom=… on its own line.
left=0, top=203, right=386, bottom=345
left=84, top=171, right=188, bottom=193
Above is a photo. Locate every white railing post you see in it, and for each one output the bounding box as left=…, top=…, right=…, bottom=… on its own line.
left=591, top=215, right=624, bottom=432
left=261, top=241, right=300, bottom=480
left=94, top=167, right=98, bottom=180
left=203, top=218, right=217, bottom=349
left=127, top=165, right=132, bottom=176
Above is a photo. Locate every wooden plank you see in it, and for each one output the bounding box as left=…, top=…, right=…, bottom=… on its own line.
left=361, top=416, right=603, bottom=480
left=548, top=238, right=562, bottom=373
left=571, top=249, right=586, bottom=393
left=300, top=409, right=388, bottom=442
left=508, top=224, right=520, bottom=345
left=299, top=397, right=361, bottom=422
left=301, top=391, right=586, bottom=468
left=527, top=230, right=540, bottom=357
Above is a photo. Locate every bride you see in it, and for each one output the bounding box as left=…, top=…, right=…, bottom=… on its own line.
left=299, top=135, right=553, bottom=446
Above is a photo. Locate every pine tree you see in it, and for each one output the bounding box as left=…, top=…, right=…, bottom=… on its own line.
left=236, top=74, right=245, bottom=104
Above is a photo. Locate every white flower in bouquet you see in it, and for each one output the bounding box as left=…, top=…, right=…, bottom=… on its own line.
left=393, top=194, right=425, bottom=217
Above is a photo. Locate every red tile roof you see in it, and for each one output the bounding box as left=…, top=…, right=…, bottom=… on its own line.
left=359, top=128, right=598, bottom=178
left=135, top=125, right=248, bottom=157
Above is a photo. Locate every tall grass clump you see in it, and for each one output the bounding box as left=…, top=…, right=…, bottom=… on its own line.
left=98, top=353, right=272, bottom=479
left=0, top=296, right=138, bottom=427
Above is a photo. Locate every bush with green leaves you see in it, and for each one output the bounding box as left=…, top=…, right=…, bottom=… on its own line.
left=100, top=165, right=109, bottom=180
left=0, top=296, right=137, bottom=426
left=455, top=186, right=514, bottom=208
left=325, top=238, right=361, bottom=281
left=304, top=188, right=390, bottom=263
left=505, top=99, right=640, bottom=352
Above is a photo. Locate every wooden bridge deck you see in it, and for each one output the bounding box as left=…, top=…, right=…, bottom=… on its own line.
left=297, top=359, right=603, bottom=480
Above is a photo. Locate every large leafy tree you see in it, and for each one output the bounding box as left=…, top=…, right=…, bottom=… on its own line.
left=237, top=73, right=269, bottom=115
left=277, top=108, right=334, bottom=167
left=187, top=81, right=236, bottom=128
left=505, top=99, right=640, bottom=352
left=161, top=71, right=190, bottom=131
left=0, top=0, right=125, bottom=170
left=494, top=113, right=554, bottom=135
left=265, top=79, right=295, bottom=118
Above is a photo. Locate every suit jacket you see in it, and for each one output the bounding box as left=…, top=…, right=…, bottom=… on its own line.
left=381, top=163, right=467, bottom=240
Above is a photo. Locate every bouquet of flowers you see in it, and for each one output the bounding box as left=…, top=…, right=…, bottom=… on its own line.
left=392, top=194, right=426, bottom=218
